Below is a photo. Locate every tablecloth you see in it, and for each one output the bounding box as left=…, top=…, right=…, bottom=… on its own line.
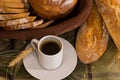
left=0, top=29, right=120, bottom=80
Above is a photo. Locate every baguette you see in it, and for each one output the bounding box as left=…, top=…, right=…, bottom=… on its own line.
left=0, top=16, right=36, bottom=27
left=0, top=8, right=28, bottom=13
left=0, top=2, right=29, bottom=9
left=95, top=0, right=120, bottom=51
left=75, top=2, right=109, bottom=64
left=4, top=19, right=44, bottom=30
left=0, top=12, right=29, bottom=20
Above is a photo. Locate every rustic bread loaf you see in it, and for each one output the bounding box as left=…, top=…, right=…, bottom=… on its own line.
left=29, top=0, right=78, bottom=20
left=0, top=12, right=29, bottom=20
left=0, top=16, right=36, bottom=27
left=95, top=0, right=120, bottom=51
left=75, top=2, right=109, bottom=64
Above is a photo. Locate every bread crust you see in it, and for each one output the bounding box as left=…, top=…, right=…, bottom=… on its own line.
left=31, top=20, right=54, bottom=29
left=0, top=16, right=36, bottom=27
left=75, top=2, right=109, bottom=64
left=29, top=0, right=78, bottom=20
left=0, top=8, right=28, bottom=13
left=0, top=2, right=29, bottom=9
left=1, top=0, right=28, bottom=3
left=0, top=12, right=29, bottom=20
left=95, top=0, right=120, bottom=51
left=4, top=20, right=44, bottom=30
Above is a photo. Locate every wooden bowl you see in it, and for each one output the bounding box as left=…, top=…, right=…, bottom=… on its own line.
left=0, top=0, right=93, bottom=40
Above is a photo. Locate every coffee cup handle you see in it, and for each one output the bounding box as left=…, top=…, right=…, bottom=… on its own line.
left=31, top=39, right=39, bottom=51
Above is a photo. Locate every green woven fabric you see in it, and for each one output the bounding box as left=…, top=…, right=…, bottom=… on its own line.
left=0, top=30, right=120, bottom=80
left=66, top=38, right=120, bottom=80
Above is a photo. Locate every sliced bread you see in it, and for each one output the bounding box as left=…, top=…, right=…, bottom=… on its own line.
left=0, top=16, right=36, bottom=27
left=0, top=12, right=29, bottom=20
left=4, top=20, right=45, bottom=30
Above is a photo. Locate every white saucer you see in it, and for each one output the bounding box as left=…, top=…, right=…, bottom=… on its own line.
left=23, top=38, right=77, bottom=80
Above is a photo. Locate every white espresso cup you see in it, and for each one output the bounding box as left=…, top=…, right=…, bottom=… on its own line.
left=31, top=35, right=63, bottom=70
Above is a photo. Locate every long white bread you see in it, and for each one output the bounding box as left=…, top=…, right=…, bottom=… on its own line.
left=0, top=8, right=28, bottom=13
left=4, top=19, right=44, bottom=30
left=0, top=12, right=29, bottom=20
left=0, top=16, right=36, bottom=27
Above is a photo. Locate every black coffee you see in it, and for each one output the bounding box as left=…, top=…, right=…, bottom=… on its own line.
left=40, top=41, right=61, bottom=55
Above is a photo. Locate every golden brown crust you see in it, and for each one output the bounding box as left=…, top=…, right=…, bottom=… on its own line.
left=29, top=0, right=78, bottom=20
left=95, top=0, right=120, bottom=51
left=75, top=2, right=109, bottom=64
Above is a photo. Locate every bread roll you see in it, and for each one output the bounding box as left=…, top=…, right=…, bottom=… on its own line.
left=29, top=0, right=78, bottom=20
left=95, top=0, right=120, bottom=51
left=75, top=2, right=109, bottom=64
